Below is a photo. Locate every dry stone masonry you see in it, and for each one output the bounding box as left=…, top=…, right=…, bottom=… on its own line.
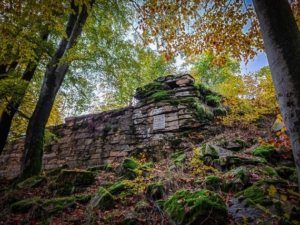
left=0, top=74, right=228, bottom=180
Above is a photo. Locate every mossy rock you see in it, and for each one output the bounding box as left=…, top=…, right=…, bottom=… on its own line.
left=16, top=175, right=47, bottom=189
left=164, top=189, right=227, bottom=225
left=87, top=187, right=115, bottom=211
left=150, top=90, right=173, bottom=102
left=42, top=196, right=76, bottom=216
left=56, top=170, right=95, bottom=186
left=135, top=81, right=170, bottom=100
left=87, top=165, right=115, bottom=172
left=107, top=181, right=134, bottom=198
left=253, top=145, right=277, bottom=163
left=201, top=143, right=232, bottom=158
left=205, top=94, right=221, bottom=107
left=54, top=170, right=95, bottom=196
left=75, top=194, right=92, bottom=204
left=213, top=107, right=227, bottom=117
left=203, top=156, right=213, bottom=166
left=205, top=176, right=221, bottom=191
left=194, top=105, right=214, bottom=123
left=11, top=197, right=42, bottom=214
left=235, top=180, right=287, bottom=208
left=135, top=201, right=149, bottom=212
left=222, top=166, right=249, bottom=192
left=140, top=162, right=155, bottom=170
left=46, top=164, right=70, bottom=177
left=276, top=166, right=296, bottom=179
left=146, top=183, right=166, bottom=200
left=123, top=158, right=140, bottom=170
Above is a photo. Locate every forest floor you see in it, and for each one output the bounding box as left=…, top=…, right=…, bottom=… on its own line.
left=0, top=125, right=299, bottom=225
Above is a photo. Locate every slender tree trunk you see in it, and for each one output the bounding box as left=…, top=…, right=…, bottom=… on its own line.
left=12, top=0, right=95, bottom=186
left=0, top=35, right=48, bottom=155
left=253, top=0, right=300, bottom=192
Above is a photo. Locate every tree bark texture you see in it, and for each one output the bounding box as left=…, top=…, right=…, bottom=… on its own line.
left=253, top=0, right=300, bottom=192
left=14, top=0, right=95, bottom=185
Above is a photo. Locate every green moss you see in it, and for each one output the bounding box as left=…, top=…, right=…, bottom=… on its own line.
left=46, top=164, right=70, bottom=176
left=11, top=134, right=44, bottom=188
left=135, top=81, right=169, bottom=99
left=42, top=196, right=76, bottom=215
left=75, top=194, right=92, bottom=204
left=87, top=165, right=115, bottom=172
left=198, top=83, right=213, bottom=96
left=213, top=107, right=227, bottom=117
left=203, top=156, right=213, bottom=166
left=232, top=138, right=248, bottom=148
left=253, top=144, right=275, bottom=162
left=107, top=182, right=127, bottom=195
left=290, top=170, right=298, bottom=183
left=235, top=180, right=287, bottom=207
left=205, top=176, right=221, bottom=190
left=182, top=130, right=191, bottom=137
left=194, top=104, right=214, bottom=123
left=262, top=166, right=279, bottom=177
left=150, top=90, right=173, bottom=101
left=16, top=175, right=47, bottom=189
left=206, top=94, right=221, bottom=107
left=55, top=170, right=95, bottom=196
left=276, top=166, right=296, bottom=179
left=146, top=183, right=165, bottom=200
left=222, top=167, right=249, bottom=192
left=123, top=158, right=140, bottom=170
left=140, top=162, right=155, bottom=169
left=88, top=187, right=115, bottom=211
left=56, top=170, right=95, bottom=186
left=194, top=180, right=203, bottom=185
left=11, top=197, right=42, bottom=214
left=173, top=154, right=186, bottom=167
left=171, top=151, right=184, bottom=159
left=135, top=201, right=148, bottom=212
left=164, top=189, right=227, bottom=224
left=165, top=99, right=180, bottom=105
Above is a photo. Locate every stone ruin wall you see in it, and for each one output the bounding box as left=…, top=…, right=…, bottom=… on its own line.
left=0, top=74, right=227, bottom=180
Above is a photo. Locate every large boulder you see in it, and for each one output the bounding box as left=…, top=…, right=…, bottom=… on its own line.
left=53, top=170, right=95, bottom=196
left=164, top=189, right=227, bottom=225
left=222, top=166, right=250, bottom=192
left=87, top=186, right=115, bottom=211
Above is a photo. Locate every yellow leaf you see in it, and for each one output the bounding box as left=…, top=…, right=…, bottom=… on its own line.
left=268, top=184, right=277, bottom=196
left=241, top=215, right=247, bottom=221
left=262, top=213, right=269, bottom=218
left=280, top=195, right=287, bottom=202
left=292, top=220, right=300, bottom=225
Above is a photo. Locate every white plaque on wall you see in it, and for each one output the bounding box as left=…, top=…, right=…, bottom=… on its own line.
left=153, top=114, right=165, bottom=130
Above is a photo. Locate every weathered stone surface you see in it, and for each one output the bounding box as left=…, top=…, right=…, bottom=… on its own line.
left=0, top=74, right=226, bottom=180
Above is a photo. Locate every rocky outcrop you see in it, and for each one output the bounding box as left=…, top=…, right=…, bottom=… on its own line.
left=0, top=74, right=227, bottom=181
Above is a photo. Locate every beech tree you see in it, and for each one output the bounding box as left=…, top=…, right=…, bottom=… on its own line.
left=12, top=0, right=96, bottom=185
left=253, top=0, right=300, bottom=192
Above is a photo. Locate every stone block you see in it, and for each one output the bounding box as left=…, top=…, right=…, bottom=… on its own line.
left=85, top=139, right=94, bottom=145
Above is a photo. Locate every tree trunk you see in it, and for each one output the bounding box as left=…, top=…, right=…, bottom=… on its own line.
left=253, top=0, right=300, bottom=192
left=0, top=63, right=39, bottom=154
left=12, top=0, right=95, bottom=186
left=0, top=34, right=48, bottom=155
